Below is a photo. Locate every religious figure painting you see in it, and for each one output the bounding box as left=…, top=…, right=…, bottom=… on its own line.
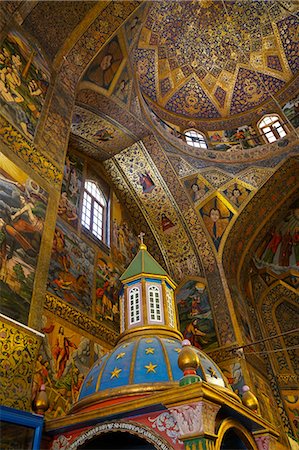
left=112, top=65, right=132, bottom=105
left=47, top=219, right=95, bottom=314
left=200, top=196, right=234, bottom=250
left=282, top=93, right=299, bottom=128
left=175, top=279, right=218, bottom=351
left=207, top=125, right=261, bottom=152
left=58, top=152, right=83, bottom=228
left=254, top=200, right=299, bottom=273
left=222, top=182, right=251, bottom=208
left=32, top=314, right=91, bottom=419
left=0, top=30, right=50, bottom=139
left=95, top=251, right=122, bottom=332
left=83, top=35, right=124, bottom=92
left=111, top=193, right=138, bottom=267
left=0, top=152, right=48, bottom=325
left=184, top=176, right=210, bottom=204
left=221, top=362, right=244, bottom=396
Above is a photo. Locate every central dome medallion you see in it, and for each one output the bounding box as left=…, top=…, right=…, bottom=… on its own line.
left=135, top=1, right=297, bottom=122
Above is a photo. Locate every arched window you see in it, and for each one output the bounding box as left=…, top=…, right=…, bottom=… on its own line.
left=185, top=129, right=208, bottom=149
left=258, top=115, right=287, bottom=143
left=148, top=285, right=162, bottom=321
left=81, top=180, right=107, bottom=241
left=129, top=287, right=140, bottom=325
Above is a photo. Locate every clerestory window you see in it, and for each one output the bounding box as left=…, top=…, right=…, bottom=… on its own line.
left=185, top=129, right=208, bottom=149
left=81, top=180, right=107, bottom=242
left=258, top=115, right=287, bottom=143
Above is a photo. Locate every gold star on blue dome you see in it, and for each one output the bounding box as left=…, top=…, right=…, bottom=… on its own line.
left=145, top=362, right=157, bottom=373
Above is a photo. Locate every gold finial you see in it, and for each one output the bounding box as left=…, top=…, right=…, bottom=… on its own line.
left=241, top=385, right=259, bottom=412
left=138, top=232, right=147, bottom=250
left=178, top=339, right=200, bottom=374
left=33, top=384, right=49, bottom=415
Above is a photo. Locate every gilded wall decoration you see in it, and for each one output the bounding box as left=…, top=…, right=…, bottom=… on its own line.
left=200, top=170, right=232, bottom=189
left=254, top=200, right=299, bottom=274
left=0, top=29, right=50, bottom=139
left=275, top=301, right=299, bottom=378
left=222, top=182, right=252, bottom=209
left=251, top=369, right=282, bottom=430
left=0, top=152, right=48, bottom=325
left=47, top=219, right=95, bottom=315
left=200, top=196, right=234, bottom=251
left=95, top=251, right=122, bottom=333
left=237, top=167, right=273, bottom=189
left=71, top=105, right=135, bottom=156
left=260, top=284, right=298, bottom=375
left=113, top=142, right=200, bottom=280
left=0, top=116, right=62, bottom=186
left=169, top=156, right=197, bottom=179
left=0, top=317, right=42, bottom=411
left=58, top=150, right=83, bottom=229
left=111, top=192, right=138, bottom=268
left=35, top=313, right=94, bottom=419
left=175, top=279, right=218, bottom=351
left=82, top=34, right=125, bottom=92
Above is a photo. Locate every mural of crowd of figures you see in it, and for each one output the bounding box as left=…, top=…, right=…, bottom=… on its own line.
left=31, top=313, right=107, bottom=420
left=58, top=152, right=83, bottom=228
left=0, top=30, right=50, bottom=139
left=47, top=219, right=95, bottom=315
left=175, top=279, right=218, bottom=351
left=254, top=200, right=299, bottom=274
left=111, top=192, right=138, bottom=267
left=282, top=93, right=299, bottom=129
left=207, top=125, right=262, bottom=152
left=95, top=252, right=121, bottom=332
left=0, top=152, right=47, bottom=324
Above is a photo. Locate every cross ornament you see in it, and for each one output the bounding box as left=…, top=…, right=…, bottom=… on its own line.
left=138, top=232, right=145, bottom=245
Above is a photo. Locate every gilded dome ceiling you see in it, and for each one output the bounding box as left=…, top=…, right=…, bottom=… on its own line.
left=135, top=1, right=298, bottom=123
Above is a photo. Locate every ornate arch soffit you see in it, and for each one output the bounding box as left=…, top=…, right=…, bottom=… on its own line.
left=222, top=156, right=299, bottom=289
left=67, top=420, right=173, bottom=450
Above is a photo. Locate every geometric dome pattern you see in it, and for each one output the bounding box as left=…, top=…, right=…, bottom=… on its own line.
left=79, top=336, right=230, bottom=401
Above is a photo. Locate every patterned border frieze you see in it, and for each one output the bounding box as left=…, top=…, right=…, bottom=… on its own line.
left=0, top=115, right=62, bottom=187
left=45, top=293, right=118, bottom=344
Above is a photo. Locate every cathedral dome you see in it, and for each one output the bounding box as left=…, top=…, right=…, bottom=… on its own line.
left=135, top=1, right=298, bottom=127
left=78, top=335, right=234, bottom=404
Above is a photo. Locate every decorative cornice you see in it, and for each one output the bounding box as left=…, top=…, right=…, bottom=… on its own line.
left=44, top=292, right=118, bottom=343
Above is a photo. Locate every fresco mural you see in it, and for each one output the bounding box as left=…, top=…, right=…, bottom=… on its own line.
left=207, top=126, right=262, bottom=152
left=282, top=93, right=299, bottom=129
left=111, top=193, right=138, bottom=267
left=222, top=182, right=251, bottom=208
left=0, top=30, right=50, bottom=139
left=112, top=65, right=132, bottom=105
left=0, top=152, right=47, bottom=325
left=200, top=196, right=234, bottom=250
left=254, top=200, right=299, bottom=273
left=282, top=391, right=299, bottom=440
left=175, top=279, right=218, bottom=351
left=32, top=314, right=91, bottom=419
left=95, top=250, right=122, bottom=333
left=58, top=151, right=83, bottom=228
left=47, top=219, right=95, bottom=315
left=183, top=176, right=210, bottom=204
left=221, top=361, right=244, bottom=396
left=82, top=35, right=124, bottom=92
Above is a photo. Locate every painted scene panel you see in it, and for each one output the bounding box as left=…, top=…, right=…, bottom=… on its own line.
left=32, top=314, right=91, bottom=419
left=58, top=151, right=83, bottom=228
left=111, top=193, right=138, bottom=267
left=95, top=250, right=122, bottom=333
left=175, top=280, right=218, bottom=351
left=0, top=30, right=50, bottom=139
left=207, top=126, right=262, bottom=152
left=0, top=152, right=48, bottom=324
left=47, top=219, right=95, bottom=315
